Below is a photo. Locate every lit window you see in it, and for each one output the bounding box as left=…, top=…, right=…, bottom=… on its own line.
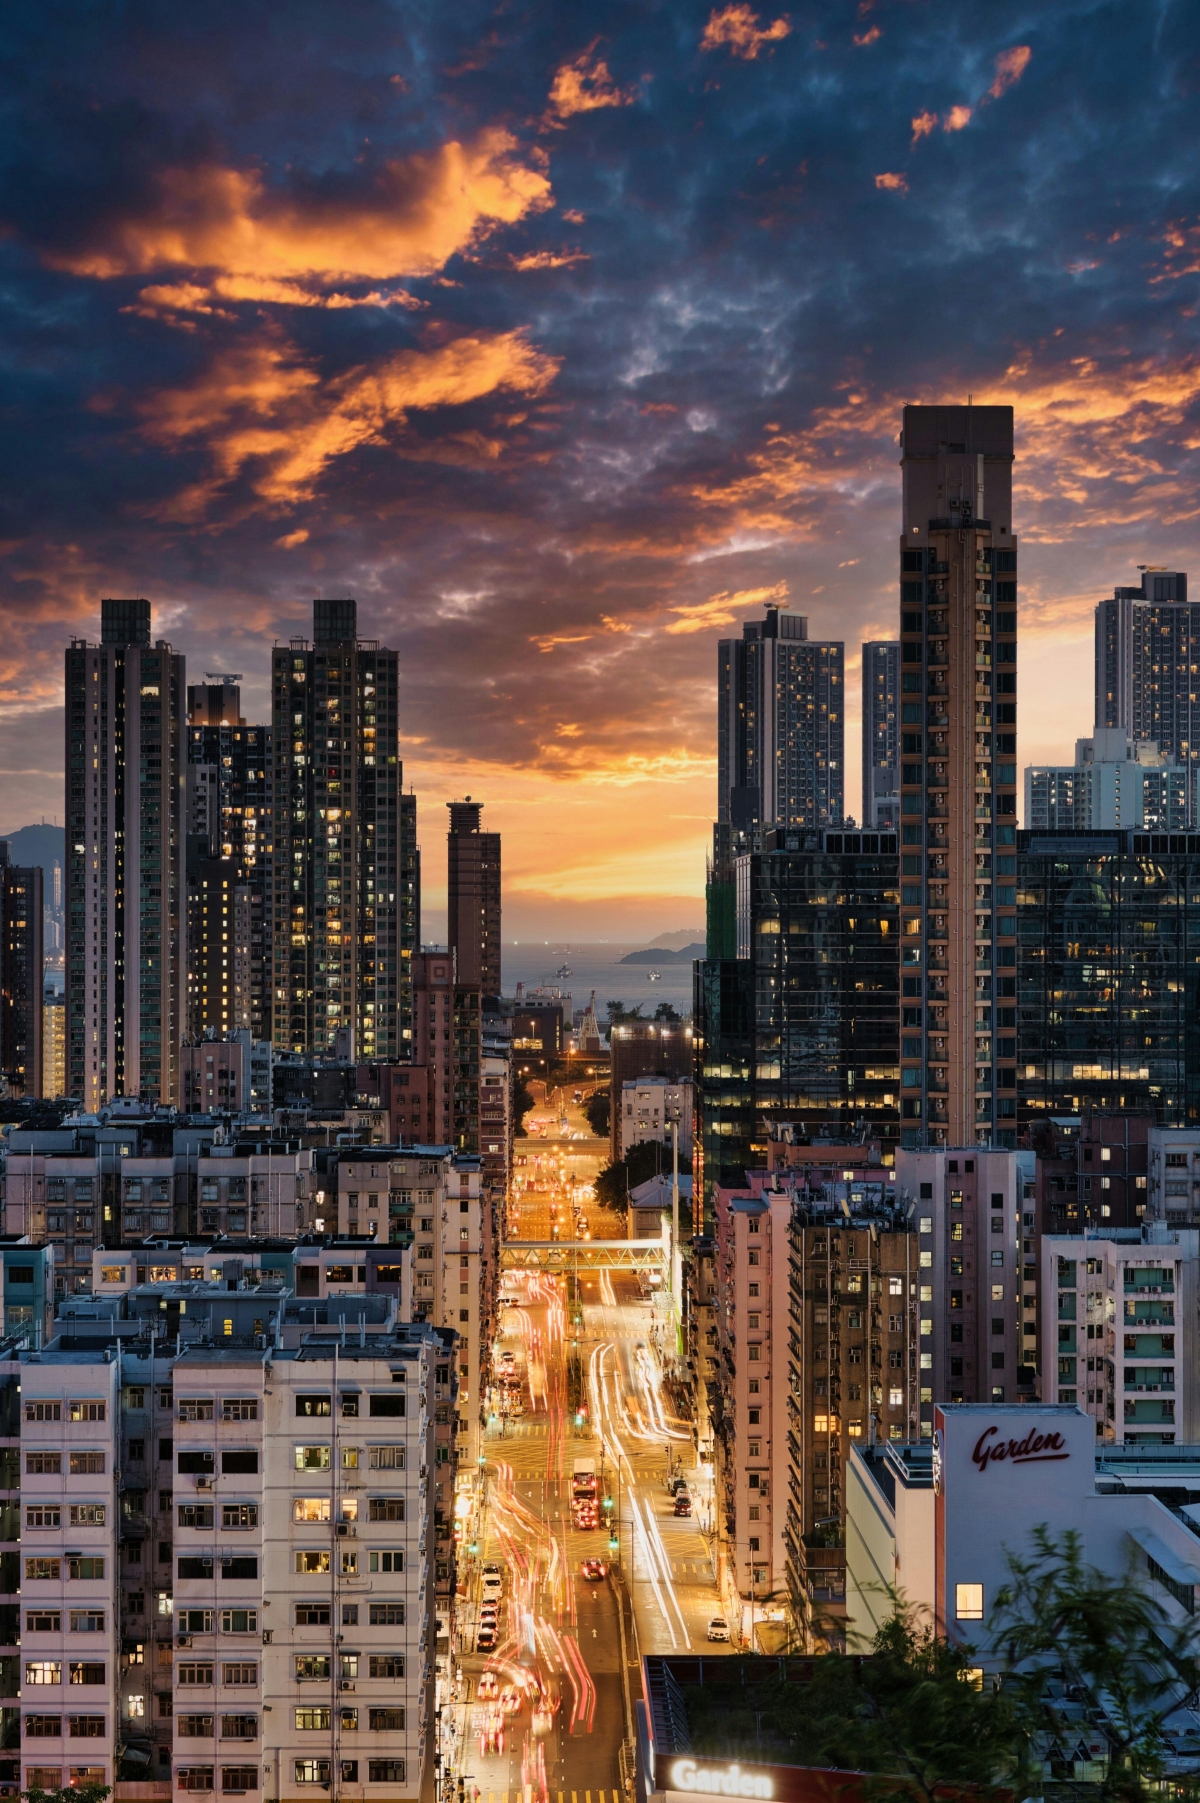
left=955, top=1583, right=984, bottom=1620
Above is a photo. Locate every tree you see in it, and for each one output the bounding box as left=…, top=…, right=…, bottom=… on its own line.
left=594, top=1139, right=672, bottom=1214
left=513, top=1073, right=535, bottom=1137
left=584, top=1090, right=610, bottom=1137
left=653, top=1000, right=682, bottom=1023
left=992, top=1527, right=1200, bottom=1803
left=605, top=999, right=644, bottom=1026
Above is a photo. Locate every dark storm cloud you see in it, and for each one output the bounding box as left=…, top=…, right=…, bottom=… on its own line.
left=0, top=0, right=1197, bottom=914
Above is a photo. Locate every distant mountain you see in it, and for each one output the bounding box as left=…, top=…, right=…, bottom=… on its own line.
left=618, top=942, right=705, bottom=965
left=3, top=824, right=64, bottom=874
left=646, top=928, right=705, bottom=950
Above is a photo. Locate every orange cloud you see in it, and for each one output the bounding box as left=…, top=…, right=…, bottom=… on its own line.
left=853, top=26, right=881, bottom=45
left=509, top=249, right=590, bottom=270
left=51, top=130, right=551, bottom=293
left=532, top=632, right=594, bottom=652
left=911, top=111, right=938, bottom=144
left=546, top=44, right=640, bottom=121
left=666, top=581, right=790, bottom=634
left=700, top=5, right=792, bottom=59
left=987, top=45, right=1032, bottom=100
left=138, top=328, right=560, bottom=517
left=875, top=172, right=908, bottom=192
left=944, top=104, right=972, bottom=132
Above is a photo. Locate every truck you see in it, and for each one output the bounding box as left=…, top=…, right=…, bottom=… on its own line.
left=572, top=1457, right=597, bottom=1500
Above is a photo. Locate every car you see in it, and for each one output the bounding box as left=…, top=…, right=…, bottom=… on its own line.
left=479, top=1608, right=500, bottom=1626
left=477, top=1672, right=498, bottom=1700
left=532, top=1707, right=553, bottom=1738
left=499, top=1688, right=523, bottom=1717
left=665, top=1473, right=687, bottom=1495
left=476, top=1627, right=497, bottom=1651
left=707, top=1618, right=730, bottom=1643
left=673, top=1493, right=692, bottom=1516
left=479, top=1712, right=505, bottom=1757
left=581, top=1559, right=607, bottom=1580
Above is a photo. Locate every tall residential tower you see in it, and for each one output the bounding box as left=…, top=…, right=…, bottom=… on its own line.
left=65, top=598, right=186, bottom=1109
left=271, top=599, right=418, bottom=1060
left=717, top=606, right=844, bottom=831
left=896, top=406, right=1019, bottom=1149
left=446, top=798, right=501, bottom=998
left=862, top=640, right=901, bottom=829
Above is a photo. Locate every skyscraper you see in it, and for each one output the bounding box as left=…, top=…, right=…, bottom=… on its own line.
left=1094, top=569, right=1198, bottom=807
left=0, top=845, right=43, bottom=1095
left=862, top=640, right=901, bottom=829
left=185, top=680, right=272, bottom=1041
left=271, top=598, right=418, bottom=1059
left=717, top=605, right=844, bottom=830
left=66, top=598, right=186, bottom=1109
left=896, top=405, right=1019, bottom=1150
left=446, top=797, right=501, bottom=997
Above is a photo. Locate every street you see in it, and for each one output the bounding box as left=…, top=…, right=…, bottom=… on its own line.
left=442, top=1087, right=729, bottom=1803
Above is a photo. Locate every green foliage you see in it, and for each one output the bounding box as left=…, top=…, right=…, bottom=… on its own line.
left=512, top=1073, right=535, bottom=1138
left=605, top=999, right=644, bottom=1025
left=682, top=1602, right=1018, bottom=1803
left=594, top=1139, right=672, bottom=1213
left=24, top=1784, right=111, bottom=1803
left=584, top=1090, right=610, bottom=1137
left=653, top=1000, right=682, bottom=1023
left=992, top=1526, right=1200, bottom=1803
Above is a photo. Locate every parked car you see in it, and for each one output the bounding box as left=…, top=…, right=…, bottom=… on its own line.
left=707, top=1617, right=730, bottom=1642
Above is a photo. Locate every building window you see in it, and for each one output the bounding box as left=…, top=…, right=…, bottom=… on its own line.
left=955, top=1583, right=984, bottom=1620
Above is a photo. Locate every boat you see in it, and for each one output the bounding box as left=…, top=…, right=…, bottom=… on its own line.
left=555, top=963, right=572, bottom=980
left=648, top=969, right=661, bottom=982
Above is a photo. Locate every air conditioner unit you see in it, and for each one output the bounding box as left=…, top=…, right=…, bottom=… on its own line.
left=261, top=1629, right=273, bottom=1644
left=177, top=1635, right=192, bottom=1649
left=340, top=1683, right=355, bottom=1693
left=196, top=1477, right=213, bottom=1490
left=336, top=1524, right=348, bottom=1537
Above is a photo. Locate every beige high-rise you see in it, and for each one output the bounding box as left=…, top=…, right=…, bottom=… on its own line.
left=897, top=407, right=1019, bottom=1149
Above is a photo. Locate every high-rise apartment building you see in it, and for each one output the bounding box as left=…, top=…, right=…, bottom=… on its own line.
left=1095, top=570, right=1199, bottom=775
left=446, top=800, right=501, bottom=998
left=0, top=846, right=44, bottom=1096
left=42, top=983, right=65, bottom=1099
left=271, top=600, right=418, bottom=1062
left=1017, top=827, right=1200, bottom=1129
left=717, top=606, right=844, bottom=831
left=896, top=406, right=1019, bottom=1150
left=862, top=641, right=901, bottom=830
left=1025, top=730, right=1190, bottom=833
left=65, top=598, right=186, bottom=1110
left=186, top=682, right=272, bottom=1043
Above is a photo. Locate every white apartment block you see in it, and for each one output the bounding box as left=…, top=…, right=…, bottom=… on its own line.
left=1042, top=1229, right=1200, bottom=1443
left=19, top=1326, right=441, bottom=1803
left=617, top=1077, right=693, bottom=1160
left=335, top=1151, right=486, bottom=1470
left=1147, top=1128, right=1200, bottom=1227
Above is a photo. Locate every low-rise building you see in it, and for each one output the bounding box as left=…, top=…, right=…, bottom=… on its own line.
left=617, top=1077, right=692, bottom=1161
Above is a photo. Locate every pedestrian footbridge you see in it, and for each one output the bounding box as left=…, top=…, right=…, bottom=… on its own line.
left=500, top=1238, right=665, bottom=1274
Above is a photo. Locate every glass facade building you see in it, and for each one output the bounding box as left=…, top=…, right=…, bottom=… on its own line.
left=694, top=829, right=900, bottom=1225
left=1017, top=829, right=1200, bottom=1129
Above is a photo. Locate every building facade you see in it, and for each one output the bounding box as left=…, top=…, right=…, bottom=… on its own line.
left=186, top=686, right=272, bottom=1045
left=1095, top=569, right=1200, bottom=783
left=862, top=640, right=901, bottom=831
left=617, top=1077, right=693, bottom=1160
left=271, top=600, right=417, bottom=1063
left=1017, top=830, right=1200, bottom=1131
left=717, top=606, right=844, bottom=832
left=1025, top=731, right=1190, bottom=834
left=446, top=801, right=501, bottom=999
left=895, top=1147, right=1032, bottom=1428
left=896, top=406, right=1019, bottom=1149
left=0, top=849, right=44, bottom=1097
left=66, top=599, right=186, bottom=1110
left=1041, top=1228, right=1200, bottom=1444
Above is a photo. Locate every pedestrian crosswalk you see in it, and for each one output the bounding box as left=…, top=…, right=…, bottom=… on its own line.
left=482, top=1793, right=615, bottom=1803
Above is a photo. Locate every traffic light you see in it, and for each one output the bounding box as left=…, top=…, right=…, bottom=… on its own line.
left=608, top=1533, right=619, bottom=1553
left=468, top=1541, right=478, bottom=1556
left=602, top=1495, right=613, bottom=1512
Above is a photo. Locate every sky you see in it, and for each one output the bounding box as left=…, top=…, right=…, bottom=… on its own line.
left=0, top=0, right=1198, bottom=940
